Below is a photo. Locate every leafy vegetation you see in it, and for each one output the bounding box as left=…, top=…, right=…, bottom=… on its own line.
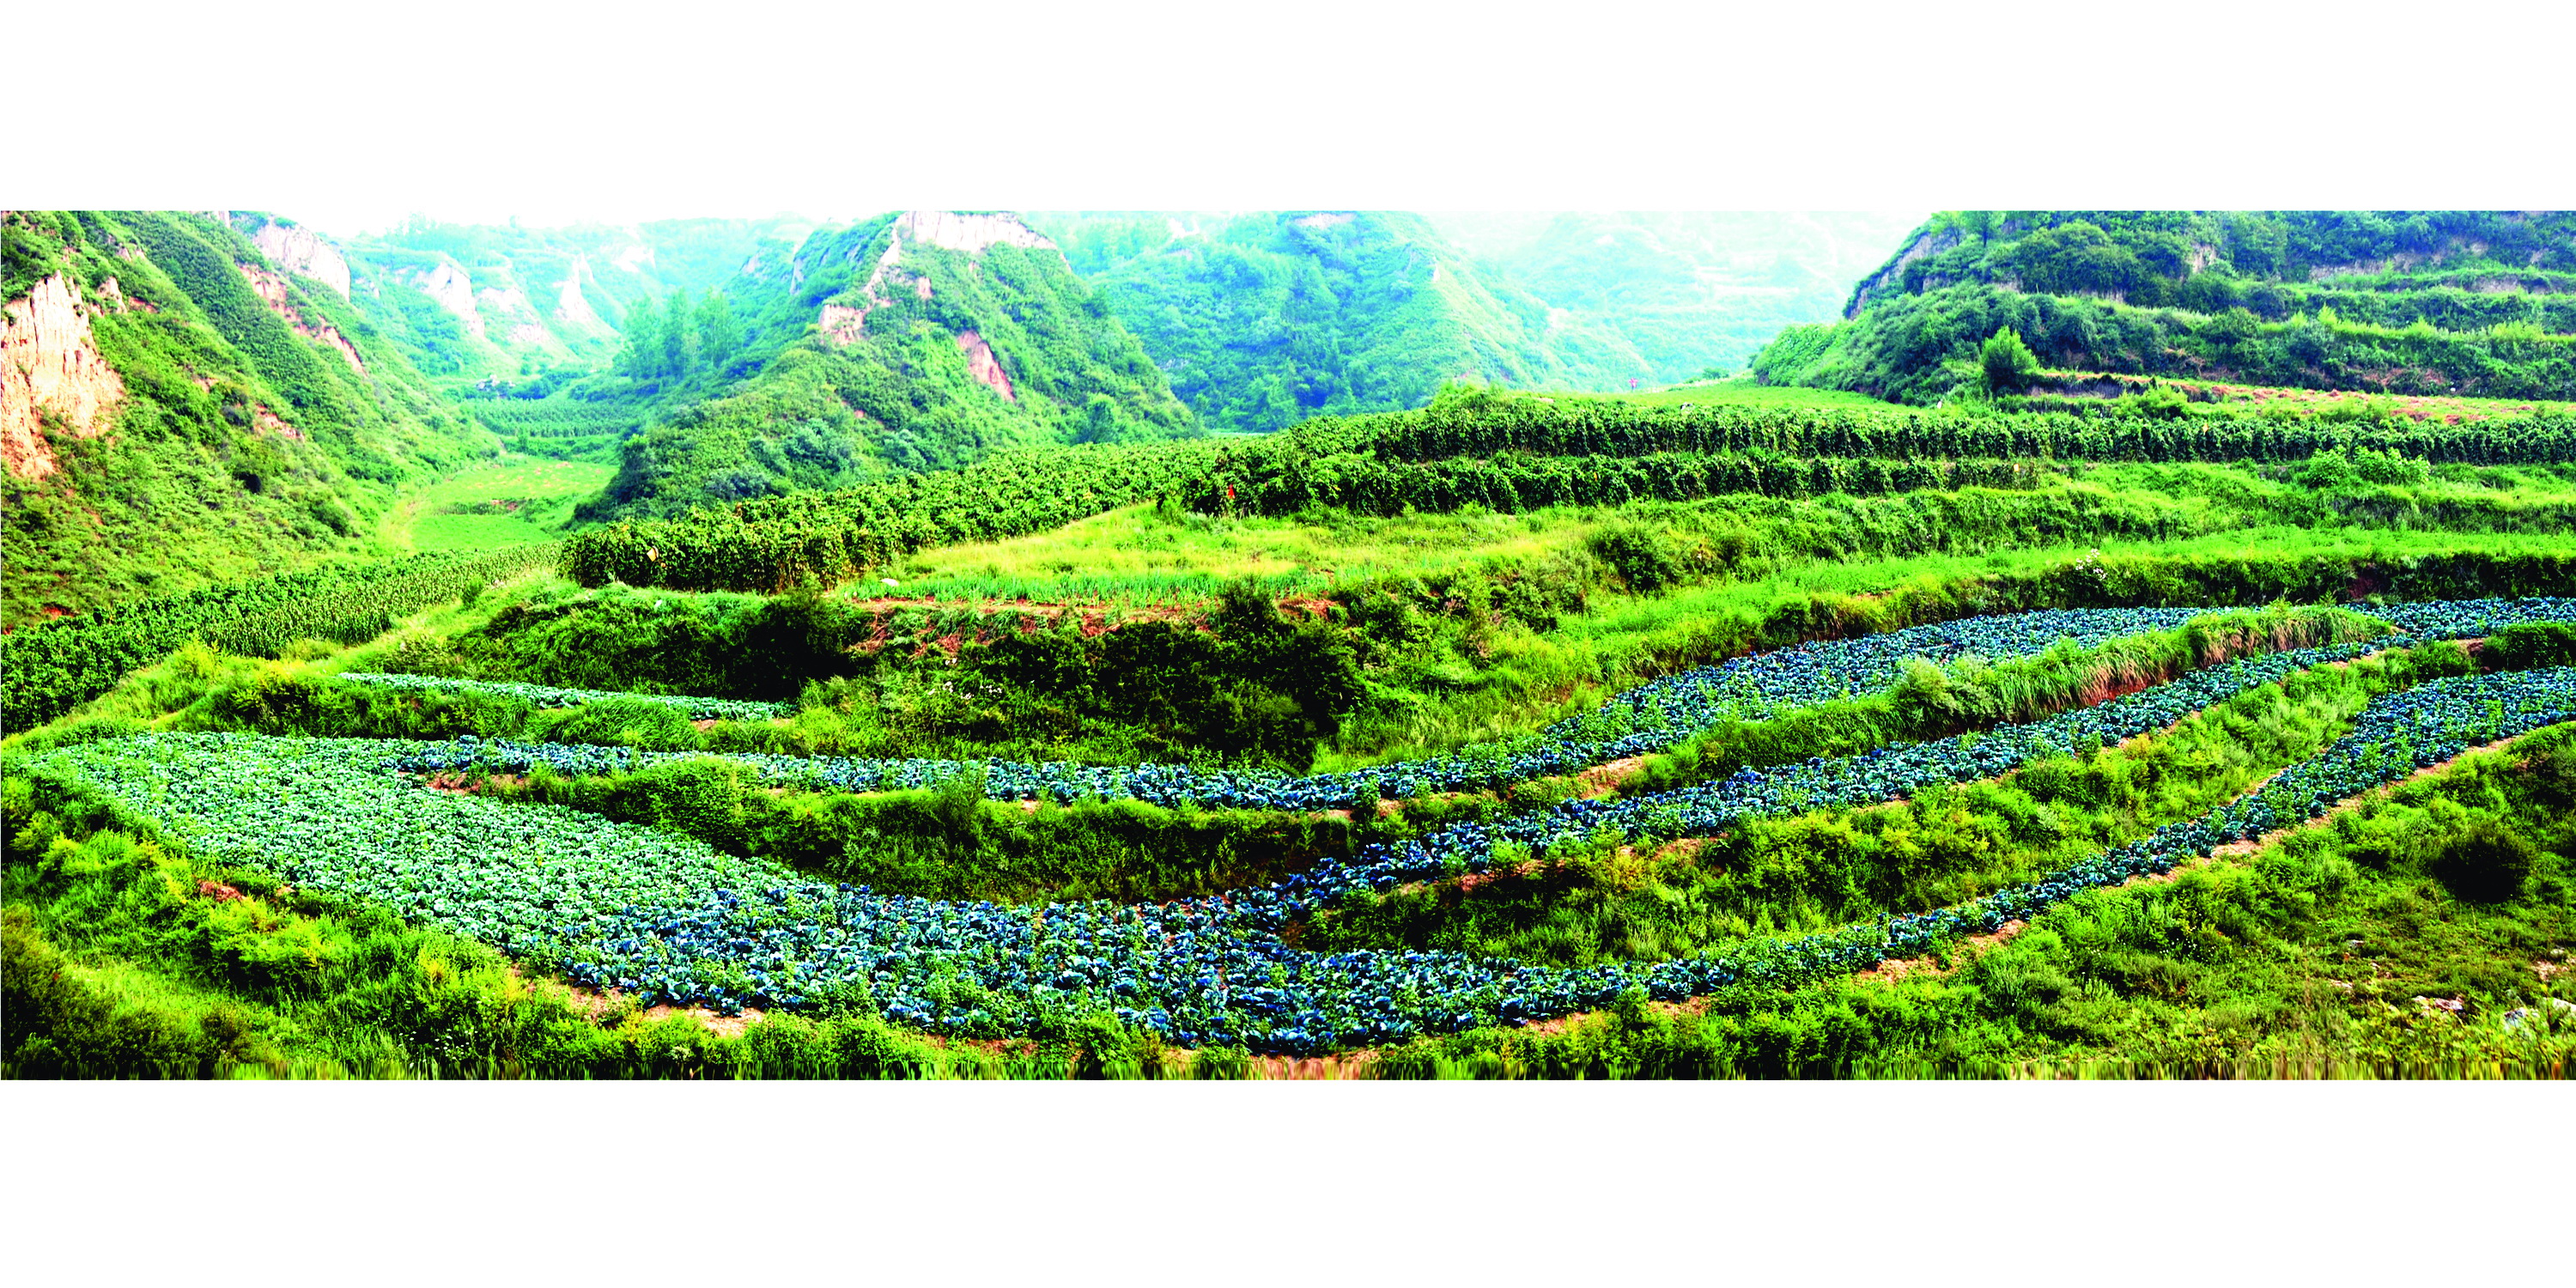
left=574, top=213, right=1201, bottom=521
left=1040, top=210, right=1648, bottom=431
left=561, top=386, right=2576, bottom=596
left=3, top=211, right=496, bottom=625
left=2, top=545, right=555, bottom=729
left=14, top=206, right=2576, bottom=1078
left=20, top=636, right=2572, bottom=1052
left=1759, top=210, right=2576, bottom=404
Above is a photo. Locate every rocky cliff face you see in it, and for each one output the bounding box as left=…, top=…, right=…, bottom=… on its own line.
left=412, top=260, right=486, bottom=337
left=955, top=330, right=1015, bottom=400
left=552, top=257, right=613, bottom=337
left=818, top=303, right=866, bottom=345
left=250, top=221, right=353, bottom=300
left=897, top=210, right=1059, bottom=256
left=3, top=275, right=125, bottom=480
left=474, top=284, right=563, bottom=355
left=237, top=264, right=367, bottom=375
left=1844, top=225, right=1965, bottom=318
left=824, top=211, right=1061, bottom=343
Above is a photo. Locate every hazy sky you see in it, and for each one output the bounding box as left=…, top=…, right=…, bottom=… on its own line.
left=20, top=9, right=2562, bottom=238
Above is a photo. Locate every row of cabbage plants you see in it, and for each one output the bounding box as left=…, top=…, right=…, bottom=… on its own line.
left=382, top=606, right=2215, bottom=805
left=27, top=657, right=2573, bottom=1054
left=381, top=598, right=2576, bottom=812
left=331, top=674, right=793, bottom=723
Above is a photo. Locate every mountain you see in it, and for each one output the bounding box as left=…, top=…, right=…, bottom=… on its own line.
left=1032, top=210, right=1650, bottom=432
left=1422, top=210, right=1928, bottom=384
left=575, top=210, right=1200, bottom=521
left=3, top=210, right=494, bottom=626
left=1755, top=210, right=2576, bottom=404
left=240, top=212, right=816, bottom=380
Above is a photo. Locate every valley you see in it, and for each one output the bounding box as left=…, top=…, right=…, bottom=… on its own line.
left=5, top=208, right=2573, bottom=1079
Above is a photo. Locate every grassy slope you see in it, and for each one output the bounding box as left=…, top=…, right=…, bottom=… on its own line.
left=3, top=210, right=496, bottom=626
left=10, top=561, right=2568, bottom=1078
left=578, top=215, right=1200, bottom=522
left=1758, top=210, right=2576, bottom=404
left=884, top=502, right=1610, bottom=605
left=1374, top=724, right=2576, bottom=1077
left=1430, top=210, right=1931, bottom=385
left=374, top=455, right=617, bottom=554
left=1045, top=210, right=1648, bottom=431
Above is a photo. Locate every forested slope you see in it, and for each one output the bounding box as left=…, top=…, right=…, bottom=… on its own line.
left=296, top=213, right=812, bottom=380
left=1425, top=210, right=1925, bottom=385
left=1757, top=210, right=2576, bottom=404
left=3, top=210, right=495, bottom=626
left=1039, top=210, right=1650, bottom=431
left=572, top=211, right=1200, bottom=522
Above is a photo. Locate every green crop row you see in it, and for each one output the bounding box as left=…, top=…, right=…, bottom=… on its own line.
left=562, top=392, right=2576, bottom=595
left=3, top=545, right=556, bottom=730
left=1252, top=391, right=2576, bottom=469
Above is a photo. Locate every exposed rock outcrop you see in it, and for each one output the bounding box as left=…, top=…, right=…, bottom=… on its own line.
left=553, top=257, right=612, bottom=336
left=477, top=284, right=568, bottom=356
left=896, top=210, right=1057, bottom=255
left=955, top=330, right=1015, bottom=400
left=253, top=404, right=305, bottom=440
left=250, top=221, right=353, bottom=300
left=1844, top=225, right=1965, bottom=317
left=412, top=261, right=485, bottom=337
left=237, top=264, right=366, bottom=376
left=820, top=210, right=1060, bottom=346
left=95, top=276, right=153, bottom=313
left=819, top=303, right=866, bottom=346
left=3, top=275, right=125, bottom=479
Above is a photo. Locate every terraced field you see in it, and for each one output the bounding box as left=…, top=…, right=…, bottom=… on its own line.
left=14, top=594, right=2576, bottom=1067
left=9, top=394, right=2576, bottom=1078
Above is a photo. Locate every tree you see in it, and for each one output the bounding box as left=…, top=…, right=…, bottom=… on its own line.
left=661, top=289, right=693, bottom=379
left=616, top=295, right=663, bottom=379
left=1979, top=326, right=2043, bottom=393
left=696, top=290, right=741, bottom=373
left=1079, top=392, right=1121, bottom=443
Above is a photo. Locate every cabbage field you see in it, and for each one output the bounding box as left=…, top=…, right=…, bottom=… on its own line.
left=374, top=599, right=2570, bottom=810
left=25, top=598, right=2576, bottom=1055
left=12, top=380, right=2576, bottom=1077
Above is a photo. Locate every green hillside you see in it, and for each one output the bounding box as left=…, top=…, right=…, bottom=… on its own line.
left=199, top=212, right=822, bottom=472
left=1425, top=210, right=1927, bottom=384
left=574, top=211, right=1200, bottom=522
left=14, top=206, right=2576, bottom=1083
left=305, top=213, right=812, bottom=379
left=1756, top=210, right=2576, bottom=404
left=1036, top=210, right=1651, bottom=431
left=3, top=210, right=495, bottom=626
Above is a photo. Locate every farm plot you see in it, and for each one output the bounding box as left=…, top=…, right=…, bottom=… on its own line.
left=28, top=605, right=2576, bottom=1055
left=380, top=599, right=2570, bottom=811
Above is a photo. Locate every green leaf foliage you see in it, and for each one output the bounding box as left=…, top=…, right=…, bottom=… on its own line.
left=1759, top=211, right=2576, bottom=404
